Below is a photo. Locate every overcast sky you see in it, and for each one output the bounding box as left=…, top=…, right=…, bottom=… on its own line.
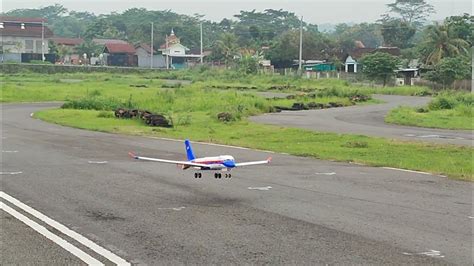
left=1, top=0, right=471, bottom=24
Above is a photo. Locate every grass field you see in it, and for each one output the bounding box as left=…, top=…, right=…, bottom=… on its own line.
left=35, top=109, right=472, bottom=181
left=0, top=70, right=431, bottom=103
left=386, top=92, right=473, bottom=130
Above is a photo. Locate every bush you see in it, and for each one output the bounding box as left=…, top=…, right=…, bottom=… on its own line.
left=97, top=111, right=114, bottom=118
left=342, top=141, right=369, bottom=148
left=62, top=96, right=129, bottom=111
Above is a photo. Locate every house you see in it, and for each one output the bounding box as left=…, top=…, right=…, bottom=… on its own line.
left=396, top=68, right=420, bottom=86
left=159, top=29, right=203, bottom=69
left=102, top=41, right=137, bottom=67
left=135, top=43, right=165, bottom=68
left=344, top=46, right=401, bottom=73
left=0, top=16, right=54, bottom=62
left=303, top=60, right=336, bottom=72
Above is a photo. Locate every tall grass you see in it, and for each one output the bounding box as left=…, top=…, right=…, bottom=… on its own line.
left=386, top=92, right=473, bottom=130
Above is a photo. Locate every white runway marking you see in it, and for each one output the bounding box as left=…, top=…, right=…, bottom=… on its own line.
left=382, top=167, right=432, bottom=175
left=1, top=202, right=103, bottom=265
left=315, top=172, right=336, bottom=175
left=468, top=216, right=474, bottom=219
left=0, top=192, right=131, bottom=266
left=0, top=172, right=22, bottom=175
left=30, top=112, right=34, bottom=117
left=88, top=161, right=108, bottom=164
left=248, top=186, right=272, bottom=191
left=418, top=135, right=441, bottom=138
left=2, top=150, right=19, bottom=153
left=403, top=250, right=444, bottom=258
left=157, top=206, right=186, bottom=211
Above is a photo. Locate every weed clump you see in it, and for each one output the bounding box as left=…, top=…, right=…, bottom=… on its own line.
left=342, top=141, right=369, bottom=148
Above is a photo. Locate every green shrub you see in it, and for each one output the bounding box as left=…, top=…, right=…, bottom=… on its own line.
left=428, top=96, right=456, bottom=110
left=62, top=96, right=129, bottom=111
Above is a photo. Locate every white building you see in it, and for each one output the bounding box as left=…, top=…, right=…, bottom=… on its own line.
left=0, top=17, right=53, bottom=54
left=158, top=29, right=203, bottom=69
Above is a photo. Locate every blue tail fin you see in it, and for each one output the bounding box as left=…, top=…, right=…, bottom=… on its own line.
left=184, top=139, right=195, bottom=161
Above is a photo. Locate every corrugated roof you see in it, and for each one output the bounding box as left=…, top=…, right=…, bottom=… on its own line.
left=135, top=43, right=155, bottom=54
left=93, top=38, right=128, bottom=45
left=104, top=43, right=136, bottom=54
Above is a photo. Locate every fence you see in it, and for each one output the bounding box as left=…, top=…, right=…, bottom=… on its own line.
left=414, top=79, right=472, bottom=91
left=0, top=62, right=171, bottom=74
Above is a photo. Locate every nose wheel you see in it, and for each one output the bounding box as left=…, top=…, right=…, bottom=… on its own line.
left=194, top=172, right=202, bottom=178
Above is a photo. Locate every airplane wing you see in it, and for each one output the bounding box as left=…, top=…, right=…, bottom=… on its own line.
left=234, top=157, right=272, bottom=167
left=128, top=152, right=210, bottom=168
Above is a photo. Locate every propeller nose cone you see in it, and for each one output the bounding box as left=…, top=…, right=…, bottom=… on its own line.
left=223, top=159, right=235, bottom=168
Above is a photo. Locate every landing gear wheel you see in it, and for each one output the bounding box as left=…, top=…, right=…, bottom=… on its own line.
left=198, top=173, right=202, bottom=178
left=214, top=173, right=219, bottom=179
left=194, top=173, right=198, bottom=178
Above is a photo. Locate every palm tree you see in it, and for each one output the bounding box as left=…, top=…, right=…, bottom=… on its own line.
left=216, top=33, right=239, bottom=68
left=422, top=23, right=470, bottom=66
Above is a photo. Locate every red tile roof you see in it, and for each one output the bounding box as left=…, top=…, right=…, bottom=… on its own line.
left=104, top=43, right=136, bottom=54
left=51, top=37, right=84, bottom=46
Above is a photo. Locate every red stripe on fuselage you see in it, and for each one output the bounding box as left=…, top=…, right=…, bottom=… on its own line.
left=193, top=160, right=224, bottom=165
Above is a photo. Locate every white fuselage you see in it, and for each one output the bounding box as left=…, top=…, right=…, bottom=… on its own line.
left=192, top=155, right=235, bottom=170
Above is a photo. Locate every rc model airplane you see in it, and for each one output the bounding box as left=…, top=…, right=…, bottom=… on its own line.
left=129, top=139, right=271, bottom=179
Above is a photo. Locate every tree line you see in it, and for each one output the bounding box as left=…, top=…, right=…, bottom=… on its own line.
left=2, top=1, right=472, bottom=86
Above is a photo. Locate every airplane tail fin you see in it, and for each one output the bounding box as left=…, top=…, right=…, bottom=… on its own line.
left=184, top=139, right=196, bottom=161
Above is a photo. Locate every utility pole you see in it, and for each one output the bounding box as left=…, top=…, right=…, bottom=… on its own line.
left=200, top=23, right=203, bottom=64
left=165, top=34, right=169, bottom=69
left=150, top=22, right=154, bottom=69
left=41, top=20, right=45, bottom=61
left=298, top=16, right=303, bottom=74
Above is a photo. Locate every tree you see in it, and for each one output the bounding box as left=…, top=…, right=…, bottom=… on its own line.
left=419, top=23, right=470, bottom=65
left=425, top=57, right=471, bottom=88
left=380, top=19, right=416, bottom=48
left=238, top=54, right=259, bottom=74
left=83, top=19, right=125, bottom=40
left=74, top=40, right=103, bottom=58
left=445, top=14, right=474, bottom=45
left=330, top=23, right=383, bottom=56
left=215, top=33, right=239, bottom=67
left=267, top=30, right=333, bottom=68
left=360, top=52, right=400, bottom=86
left=383, top=0, right=435, bottom=25
left=57, top=45, right=73, bottom=62
left=4, top=4, right=67, bottom=21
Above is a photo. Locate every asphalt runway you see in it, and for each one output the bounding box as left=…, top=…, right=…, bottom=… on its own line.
left=1, top=103, right=471, bottom=265
left=251, top=95, right=473, bottom=146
